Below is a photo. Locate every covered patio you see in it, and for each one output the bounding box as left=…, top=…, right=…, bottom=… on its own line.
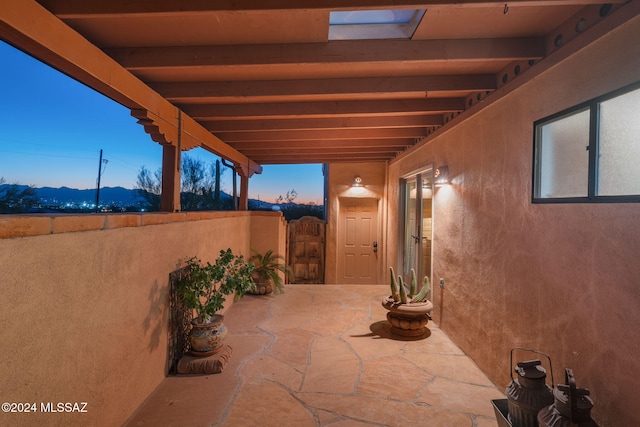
left=1, top=2, right=640, bottom=427
left=125, top=285, right=504, bottom=426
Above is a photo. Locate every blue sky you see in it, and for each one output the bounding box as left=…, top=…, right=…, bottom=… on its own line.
left=0, top=41, right=323, bottom=204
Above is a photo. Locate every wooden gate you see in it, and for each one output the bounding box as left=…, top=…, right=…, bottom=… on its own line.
left=288, top=216, right=325, bottom=284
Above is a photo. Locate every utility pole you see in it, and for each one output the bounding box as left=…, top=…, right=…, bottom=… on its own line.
left=95, top=149, right=103, bottom=212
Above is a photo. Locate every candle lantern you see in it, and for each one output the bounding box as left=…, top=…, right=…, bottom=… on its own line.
left=537, top=368, right=599, bottom=427
left=506, top=348, right=554, bottom=427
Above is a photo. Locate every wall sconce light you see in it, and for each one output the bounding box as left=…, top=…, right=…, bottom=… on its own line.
left=353, top=176, right=363, bottom=187
left=434, top=166, right=449, bottom=185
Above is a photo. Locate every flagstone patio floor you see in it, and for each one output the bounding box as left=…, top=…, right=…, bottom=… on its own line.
left=125, top=285, right=505, bottom=427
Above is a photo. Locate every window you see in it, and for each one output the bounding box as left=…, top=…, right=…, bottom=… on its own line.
left=329, top=9, right=425, bottom=40
left=533, top=82, right=640, bottom=203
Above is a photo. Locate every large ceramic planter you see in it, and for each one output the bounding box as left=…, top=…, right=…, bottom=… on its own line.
left=188, top=314, right=228, bottom=357
left=249, top=280, right=274, bottom=295
left=382, top=297, right=433, bottom=337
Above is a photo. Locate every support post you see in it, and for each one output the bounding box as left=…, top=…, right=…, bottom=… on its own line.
left=239, top=173, right=249, bottom=211
left=161, top=144, right=181, bottom=212
left=95, top=149, right=103, bottom=212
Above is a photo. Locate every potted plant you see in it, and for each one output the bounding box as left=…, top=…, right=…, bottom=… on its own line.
left=177, top=248, right=254, bottom=356
left=382, top=267, right=433, bottom=337
left=249, top=248, right=293, bottom=295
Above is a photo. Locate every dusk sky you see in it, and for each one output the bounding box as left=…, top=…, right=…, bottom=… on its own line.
left=0, top=41, right=324, bottom=204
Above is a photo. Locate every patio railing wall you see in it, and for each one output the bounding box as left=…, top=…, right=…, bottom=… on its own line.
left=0, top=210, right=285, bottom=426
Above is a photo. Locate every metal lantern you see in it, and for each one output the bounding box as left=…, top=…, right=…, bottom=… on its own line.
left=506, top=348, right=554, bottom=427
left=538, top=368, right=599, bottom=427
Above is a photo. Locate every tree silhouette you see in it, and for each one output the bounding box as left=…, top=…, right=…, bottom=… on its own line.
left=275, top=188, right=298, bottom=204
left=135, top=166, right=161, bottom=211
left=135, top=155, right=228, bottom=211
left=0, top=177, right=38, bottom=214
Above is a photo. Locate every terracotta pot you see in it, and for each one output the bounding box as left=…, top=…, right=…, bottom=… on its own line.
left=382, top=297, right=433, bottom=336
left=188, top=314, right=227, bottom=356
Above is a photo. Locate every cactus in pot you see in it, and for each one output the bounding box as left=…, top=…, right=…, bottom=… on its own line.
left=383, top=267, right=433, bottom=336
left=389, top=267, right=431, bottom=304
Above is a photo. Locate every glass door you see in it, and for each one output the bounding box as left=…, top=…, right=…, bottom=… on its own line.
left=401, top=170, right=433, bottom=286
left=402, top=179, right=418, bottom=282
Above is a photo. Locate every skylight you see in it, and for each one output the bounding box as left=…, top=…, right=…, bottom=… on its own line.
left=329, top=9, right=425, bottom=40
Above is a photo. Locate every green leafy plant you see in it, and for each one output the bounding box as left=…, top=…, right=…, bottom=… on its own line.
left=389, top=267, right=431, bottom=304
left=177, top=249, right=255, bottom=323
left=250, top=248, right=293, bottom=294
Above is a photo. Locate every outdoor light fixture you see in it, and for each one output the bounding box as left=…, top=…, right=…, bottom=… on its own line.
left=353, top=176, right=363, bottom=187
left=434, top=166, right=449, bottom=185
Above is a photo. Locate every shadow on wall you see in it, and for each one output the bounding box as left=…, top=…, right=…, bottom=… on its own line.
left=143, top=280, right=165, bottom=354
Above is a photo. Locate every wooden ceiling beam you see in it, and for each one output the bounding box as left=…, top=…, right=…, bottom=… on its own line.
left=241, top=147, right=403, bottom=155
left=227, top=139, right=414, bottom=150
left=203, top=116, right=443, bottom=132
left=153, top=75, right=497, bottom=103
left=183, top=99, right=465, bottom=120
left=107, top=38, right=544, bottom=69
left=251, top=153, right=396, bottom=164
left=249, top=151, right=400, bottom=159
left=37, top=0, right=622, bottom=18
left=217, top=128, right=426, bottom=142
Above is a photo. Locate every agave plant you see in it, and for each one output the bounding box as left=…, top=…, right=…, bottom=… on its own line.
left=389, top=267, right=431, bottom=304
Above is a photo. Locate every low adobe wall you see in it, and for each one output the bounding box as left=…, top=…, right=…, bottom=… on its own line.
left=0, top=210, right=284, bottom=426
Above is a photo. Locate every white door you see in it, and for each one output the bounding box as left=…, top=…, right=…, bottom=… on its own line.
left=338, top=198, right=379, bottom=284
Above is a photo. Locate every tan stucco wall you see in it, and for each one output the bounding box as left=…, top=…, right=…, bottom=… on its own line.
left=250, top=211, right=288, bottom=282
left=0, top=211, right=278, bottom=426
left=388, top=15, right=640, bottom=427
left=325, top=162, right=388, bottom=284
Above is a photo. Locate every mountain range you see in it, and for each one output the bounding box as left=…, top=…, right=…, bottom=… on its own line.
left=0, top=184, right=275, bottom=208
left=34, top=186, right=144, bottom=204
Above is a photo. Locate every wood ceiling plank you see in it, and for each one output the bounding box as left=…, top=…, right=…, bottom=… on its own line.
left=134, top=61, right=512, bottom=82
left=216, top=128, right=427, bottom=142
left=106, top=38, right=545, bottom=69
left=414, top=5, right=581, bottom=39
left=152, top=75, right=496, bottom=102
left=251, top=153, right=396, bottom=164
left=204, top=116, right=443, bottom=132
left=37, top=0, right=621, bottom=18
left=249, top=151, right=401, bottom=159
left=241, top=146, right=403, bottom=154
left=183, top=99, right=465, bottom=119
left=227, top=139, right=414, bottom=150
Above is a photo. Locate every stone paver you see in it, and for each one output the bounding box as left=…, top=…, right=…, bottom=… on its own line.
left=125, top=285, right=505, bottom=426
left=404, top=352, right=496, bottom=386
left=268, top=327, right=313, bottom=370
left=417, top=377, right=506, bottom=418
left=357, top=355, right=435, bottom=400
left=301, top=335, right=360, bottom=394
left=297, top=393, right=473, bottom=427
left=224, top=380, right=316, bottom=427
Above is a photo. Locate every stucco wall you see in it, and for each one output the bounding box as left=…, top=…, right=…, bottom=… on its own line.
left=388, top=14, right=640, bottom=427
left=325, top=162, right=388, bottom=284
left=0, top=211, right=260, bottom=426
left=250, top=211, right=288, bottom=283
